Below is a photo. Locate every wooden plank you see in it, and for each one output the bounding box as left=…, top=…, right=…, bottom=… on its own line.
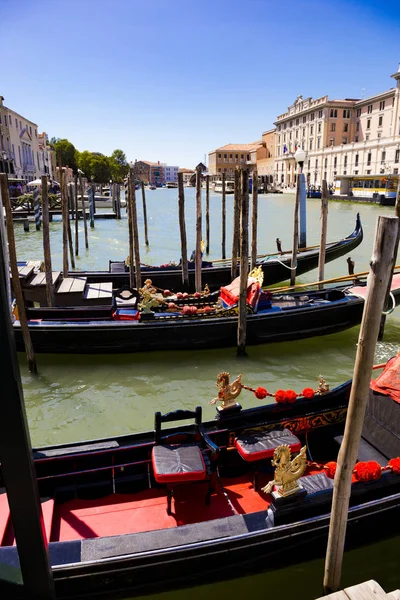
left=70, top=277, right=86, bottom=293
left=344, top=580, right=387, bottom=600
left=98, top=282, right=113, bottom=298
left=318, top=591, right=348, bottom=600
left=56, top=278, right=74, bottom=294
left=17, top=265, right=34, bottom=279
left=30, top=272, right=61, bottom=287
left=387, top=591, right=400, bottom=600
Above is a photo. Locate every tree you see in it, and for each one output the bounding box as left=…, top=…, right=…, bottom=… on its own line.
left=53, top=138, right=77, bottom=172
left=109, top=149, right=129, bottom=183
left=90, top=155, right=111, bottom=183
left=77, top=150, right=94, bottom=180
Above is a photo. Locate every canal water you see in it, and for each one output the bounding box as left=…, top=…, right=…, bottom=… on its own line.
left=13, top=188, right=400, bottom=598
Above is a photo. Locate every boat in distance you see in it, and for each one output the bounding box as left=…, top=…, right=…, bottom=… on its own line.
left=1, top=357, right=400, bottom=599
left=13, top=271, right=400, bottom=354
left=65, top=214, right=363, bottom=292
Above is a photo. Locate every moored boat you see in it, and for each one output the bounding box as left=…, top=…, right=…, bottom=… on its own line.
left=2, top=358, right=400, bottom=599
left=214, top=180, right=235, bottom=194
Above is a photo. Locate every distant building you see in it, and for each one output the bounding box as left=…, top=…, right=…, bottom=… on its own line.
left=164, top=165, right=179, bottom=183
left=37, top=132, right=55, bottom=180
left=208, top=142, right=267, bottom=177
left=132, top=160, right=165, bottom=184
left=256, top=129, right=276, bottom=185
left=178, top=168, right=195, bottom=185
left=0, top=95, right=40, bottom=181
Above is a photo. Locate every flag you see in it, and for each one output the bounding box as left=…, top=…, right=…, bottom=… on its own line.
left=283, top=145, right=288, bottom=154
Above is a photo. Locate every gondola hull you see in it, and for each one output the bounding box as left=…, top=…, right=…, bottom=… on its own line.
left=15, top=293, right=370, bottom=354
left=67, top=215, right=363, bottom=292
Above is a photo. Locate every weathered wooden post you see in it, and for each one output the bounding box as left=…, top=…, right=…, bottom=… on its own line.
left=195, top=165, right=202, bottom=293
left=323, top=215, right=399, bottom=595
left=290, top=176, right=300, bottom=286
left=237, top=169, right=249, bottom=357
left=41, top=176, right=55, bottom=307
left=141, top=181, right=149, bottom=246
left=318, top=180, right=329, bottom=289
left=74, top=175, right=79, bottom=256
left=378, top=186, right=400, bottom=340
left=89, top=183, right=95, bottom=228
left=205, top=175, right=210, bottom=255
left=251, top=169, right=258, bottom=269
left=126, top=174, right=135, bottom=289
left=221, top=171, right=226, bottom=260
left=23, top=218, right=30, bottom=232
left=231, top=168, right=241, bottom=279
left=58, top=159, right=69, bottom=276
left=66, top=181, right=75, bottom=270
left=78, top=172, right=89, bottom=249
left=0, top=180, right=12, bottom=312
left=0, top=174, right=37, bottom=373
left=0, top=222, right=55, bottom=599
left=178, top=172, right=189, bottom=289
left=115, top=183, right=121, bottom=220
left=127, top=170, right=141, bottom=289
left=33, top=185, right=41, bottom=231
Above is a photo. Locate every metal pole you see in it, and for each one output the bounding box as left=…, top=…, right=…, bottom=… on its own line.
left=318, top=180, right=329, bottom=289
left=299, top=171, right=307, bottom=248
left=0, top=191, right=55, bottom=599
left=323, top=216, right=399, bottom=594
left=290, top=174, right=300, bottom=286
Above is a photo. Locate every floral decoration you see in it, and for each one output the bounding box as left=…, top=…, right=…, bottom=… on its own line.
left=323, top=461, right=337, bottom=479
left=353, top=461, right=382, bottom=482
left=388, top=458, right=400, bottom=474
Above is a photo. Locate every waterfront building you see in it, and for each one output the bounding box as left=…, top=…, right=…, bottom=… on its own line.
left=37, top=132, right=55, bottom=180
left=274, top=67, right=400, bottom=189
left=256, top=128, right=276, bottom=185
left=208, top=141, right=267, bottom=177
left=164, top=165, right=179, bottom=183
left=178, top=167, right=195, bottom=185
left=0, top=95, right=40, bottom=182
left=132, top=160, right=166, bottom=185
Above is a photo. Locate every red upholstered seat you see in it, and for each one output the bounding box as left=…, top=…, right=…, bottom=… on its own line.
left=235, top=428, right=301, bottom=462
left=152, top=445, right=206, bottom=484
left=219, top=277, right=261, bottom=309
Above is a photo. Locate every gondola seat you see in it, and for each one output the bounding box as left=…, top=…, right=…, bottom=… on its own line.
left=235, top=428, right=302, bottom=489
left=151, top=406, right=219, bottom=515
left=219, top=276, right=261, bottom=310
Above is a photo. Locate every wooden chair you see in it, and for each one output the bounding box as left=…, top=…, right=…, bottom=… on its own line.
left=151, top=406, right=219, bottom=515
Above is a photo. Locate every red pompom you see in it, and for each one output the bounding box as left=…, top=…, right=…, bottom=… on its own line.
left=167, top=302, right=177, bottom=310
left=176, top=292, right=184, bottom=299
left=302, top=387, right=315, bottom=399
left=255, top=387, right=268, bottom=400
left=354, top=461, right=382, bottom=482
left=388, top=458, right=400, bottom=474
left=203, top=306, right=213, bottom=313
left=182, top=292, right=189, bottom=299
left=324, top=461, right=337, bottom=479
left=275, top=389, right=287, bottom=404
left=285, top=390, right=298, bottom=404
left=193, top=292, right=201, bottom=298
left=163, top=289, right=172, bottom=297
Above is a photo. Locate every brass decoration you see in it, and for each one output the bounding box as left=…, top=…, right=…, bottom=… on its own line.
left=262, top=444, right=307, bottom=497
left=248, top=265, right=264, bottom=287
left=202, top=283, right=211, bottom=296
left=210, top=371, right=243, bottom=409
left=138, top=279, right=163, bottom=313
left=317, top=375, right=330, bottom=394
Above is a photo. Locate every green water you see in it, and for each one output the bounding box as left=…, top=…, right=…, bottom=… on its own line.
left=13, top=189, right=400, bottom=597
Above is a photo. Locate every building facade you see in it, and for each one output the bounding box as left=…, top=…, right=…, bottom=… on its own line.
left=178, top=168, right=195, bottom=185
left=208, top=142, right=267, bottom=177
left=0, top=96, right=40, bottom=182
left=255, top=129, right=276, bottom=184
left=273, top=67, right=400, bottom=188
left=164, top=165, right=179, bottom=183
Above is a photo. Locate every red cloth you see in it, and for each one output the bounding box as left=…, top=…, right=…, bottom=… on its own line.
left=370, top=354, right=400, bottom=404
left=219, top=277, right=261, bottom=308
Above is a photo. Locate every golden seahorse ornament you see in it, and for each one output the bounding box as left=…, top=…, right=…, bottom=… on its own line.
left=262, top=444, right=307, bottom=497
left=210, top=371, right=243, bottom=409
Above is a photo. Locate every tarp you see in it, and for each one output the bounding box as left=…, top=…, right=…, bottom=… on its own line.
left=371, top=353, right=400, bottom=404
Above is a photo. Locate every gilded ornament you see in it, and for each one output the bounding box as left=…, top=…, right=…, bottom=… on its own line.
left=262, top=444, right=307, bottom=497
left=210, top=371, right=243, bottom=409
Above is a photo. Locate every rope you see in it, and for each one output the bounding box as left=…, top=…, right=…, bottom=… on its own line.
left=262, top=255, right=297, bottom=270
left=382, top=291, right=396, bottom=316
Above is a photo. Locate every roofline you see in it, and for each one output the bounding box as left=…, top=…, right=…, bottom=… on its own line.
left=3, top=105, right=38, bottom=127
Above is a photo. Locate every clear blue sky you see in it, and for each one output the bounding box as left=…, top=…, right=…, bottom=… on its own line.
left=1, top=0, right=399, bottom=168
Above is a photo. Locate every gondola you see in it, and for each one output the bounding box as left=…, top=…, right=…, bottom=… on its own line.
left=65, top=214, right=363, bottom=292
left=13, top=271, right=400, bottom=354
left=2, top=357, right=400, bottom=599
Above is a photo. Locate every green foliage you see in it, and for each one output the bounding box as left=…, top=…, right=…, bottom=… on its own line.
left=14, top=194, right=59, bottom=206
left=90, top=155, right=111, bottom=183
left=53, top=139, right=77, bottom=172
left=109, top=149, right=129, bottom=183
left=77, top=150, right=93, bottom=180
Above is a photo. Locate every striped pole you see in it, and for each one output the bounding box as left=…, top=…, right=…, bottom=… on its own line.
left=33, top=186, right=41, bottom=231
left=89, top=185, right=95, bottom=228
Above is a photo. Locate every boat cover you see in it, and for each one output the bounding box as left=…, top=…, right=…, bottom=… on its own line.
left=370, top=353, right=400, bottom=404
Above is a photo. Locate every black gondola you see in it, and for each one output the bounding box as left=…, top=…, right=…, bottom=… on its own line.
left=1, top=358, right=400, bottom=599
left=13, top=273, right=400, bottom=354
left=66, top=214, right=363, bottom=291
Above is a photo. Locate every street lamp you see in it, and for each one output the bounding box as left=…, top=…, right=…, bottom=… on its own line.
left=294, top=148, right=307, bottom=172
left=1, top=151, right=8, bottom=175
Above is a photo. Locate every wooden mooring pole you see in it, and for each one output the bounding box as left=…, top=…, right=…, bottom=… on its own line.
left=178, top=172, right=189, bottom=289
left=251, top=169, right=258, bottom=269
left=205, top=175, right=210, bottom=255
left=41, top=176, right=55, bottom=307
left=0, top=174, right=37, bottom=373
left=141, top=181, right=149, bottom=246
left=323, top=216, right=399, bottom=594
left=231, top=168, right=241, bottom=280
left=79, top=173, right=89, bottom=249
left=221, top=171, right=226, bottom=260
left=318, top=180, right=328, bottom=290
left=115, top=183, right=121, bottom=220
left=290, top=173, right=300, bottom=286
left=74, top=175, right=79, bottom=256
left=128, top=171, right=142, bottom=289
left=0, top=226, right=55, bottom=599
left=237, top=169, right=249, bottom=357
left=127, top=173, right=135, bottom=289
left=66, top=182, right=75, bottom=269
left=59, top=159, right=69, bottom=276
left=195, top=165, right=202, bottom=293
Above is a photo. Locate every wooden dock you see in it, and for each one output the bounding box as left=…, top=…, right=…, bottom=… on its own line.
left=10, top=210, right=118, bottom=221
left=318, top=580, right=400, bottom=599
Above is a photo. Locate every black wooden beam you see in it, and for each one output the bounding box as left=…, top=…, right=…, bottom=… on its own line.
left=0, top=213, right=55, bottom=597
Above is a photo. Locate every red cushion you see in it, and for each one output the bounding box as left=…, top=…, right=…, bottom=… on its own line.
left=152, top=445, right=206, bottom=483
left=235, top=428, right=301, bottom=462
left=219, top=278, right=261, bottom=308
left=246, top=281, right=261, bottom=308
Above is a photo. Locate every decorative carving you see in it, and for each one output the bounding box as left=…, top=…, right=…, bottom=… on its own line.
left=138, top=279, right=163, bottom=313
left=248, top=265, right=264, bottom=287
left=210, top=371, right=243, bottom=409
left=262, top=444, right=307, bottom=497
left=317, top=376, right=330, bottom=394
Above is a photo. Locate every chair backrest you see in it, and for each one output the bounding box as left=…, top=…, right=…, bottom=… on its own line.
left=154, top=406, right=202, bottom=444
